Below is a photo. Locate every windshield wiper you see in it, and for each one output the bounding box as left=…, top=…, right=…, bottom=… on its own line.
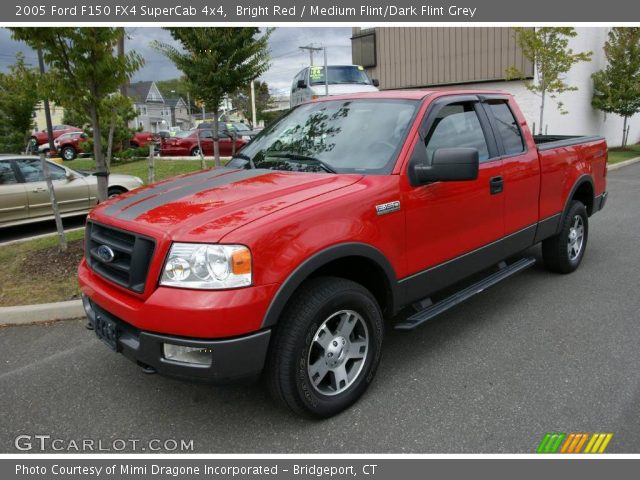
left=266, top=152, right=337, bottom=174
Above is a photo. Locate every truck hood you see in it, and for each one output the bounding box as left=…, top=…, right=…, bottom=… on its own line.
left=93, top=168, right=362, bottom=242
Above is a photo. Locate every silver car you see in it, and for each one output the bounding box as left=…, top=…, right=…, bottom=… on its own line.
left=0, top=156, right=144, bottom=228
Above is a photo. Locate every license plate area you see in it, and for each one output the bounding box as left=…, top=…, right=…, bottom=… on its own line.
left=94, top=314, right=119, bottom=352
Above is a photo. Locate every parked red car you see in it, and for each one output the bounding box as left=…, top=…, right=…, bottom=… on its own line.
left=31, top=125, right=82, bottom=146
left=80, top=89, right=607, bottom=417
left=160, top=129, right=247, bottom=157
left=54, top=131, right=89, bottom=160
left=130, top=131, right=160, bottom=149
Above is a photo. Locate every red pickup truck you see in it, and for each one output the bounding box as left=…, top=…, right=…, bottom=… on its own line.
left=79, top=90, right=607, bottom=418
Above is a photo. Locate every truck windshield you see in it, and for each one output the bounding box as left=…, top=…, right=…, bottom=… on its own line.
left=309, top=66, right=372, bottom=85
left=231, top=99, right=418, bottom=174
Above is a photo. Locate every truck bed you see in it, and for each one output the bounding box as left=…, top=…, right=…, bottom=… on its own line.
left=534, top=134, right=605, bottom=151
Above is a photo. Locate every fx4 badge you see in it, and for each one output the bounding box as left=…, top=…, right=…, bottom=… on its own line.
left=376, top=201, right=400, bottom=216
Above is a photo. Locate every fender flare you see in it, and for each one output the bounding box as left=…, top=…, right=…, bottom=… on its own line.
left=558, top=174, right=595, bottom=233
left=261, top=242, right=399, bottom=328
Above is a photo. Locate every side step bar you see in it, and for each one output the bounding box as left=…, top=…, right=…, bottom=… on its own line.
left=394, top=257, right=537, bottom=331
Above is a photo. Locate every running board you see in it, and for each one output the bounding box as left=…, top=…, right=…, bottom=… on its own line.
left=394, top=257, right=537, bottom=331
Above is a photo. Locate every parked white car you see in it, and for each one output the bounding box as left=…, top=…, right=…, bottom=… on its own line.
left=290, top=65, right=379, bottom=108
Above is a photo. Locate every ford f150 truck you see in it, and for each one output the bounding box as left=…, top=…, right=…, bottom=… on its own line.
left=79, top=90, right=607, bottom=418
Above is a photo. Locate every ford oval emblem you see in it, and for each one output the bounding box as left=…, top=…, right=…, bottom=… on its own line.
left=96, top=245, right=115, bottom=263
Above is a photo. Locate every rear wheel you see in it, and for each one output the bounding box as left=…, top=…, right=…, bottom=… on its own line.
left=107, top=187, right=127, bottom=198
left=267, top=277, right=383, bottom=418
left=191, top=147, right=201, bottom=157
left=542, top=200, right=589, bottom=273
left=61, top=146, right=76, bottom=161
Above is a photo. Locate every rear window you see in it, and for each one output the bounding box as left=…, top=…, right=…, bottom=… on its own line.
left=487, top=102, right=525, bottom=155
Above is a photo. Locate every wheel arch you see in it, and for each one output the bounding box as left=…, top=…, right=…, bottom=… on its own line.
left=561, top=175, right=595, bottom=228
left=261, top=243, right=399, bottom=328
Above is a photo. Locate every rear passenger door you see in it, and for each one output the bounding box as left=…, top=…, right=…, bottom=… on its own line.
left=0, top=159, right=28, bottom=224
left=480, top=97, right=540, bottom=235
left=403, top=96, right=504, bottom=276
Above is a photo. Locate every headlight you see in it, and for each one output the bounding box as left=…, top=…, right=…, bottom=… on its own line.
left=160, top=243, right=251, bottom=289
left=134, top=176, right=144, bottom=185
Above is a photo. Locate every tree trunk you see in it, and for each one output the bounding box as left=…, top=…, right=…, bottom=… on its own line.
left=148, top=142, right=155, bottom=184
left=213, top=110, right=221, bottom=168
left=195, top=127, right=205, bottom=168
left=538, top=88, right=546, bottom=136
left=622, top=116, right=629, bottom=148
left=105, top=108, right=116, bottom=170
left=40, top=153, right=67, bottom=251
left=90, top=103, right=108, bottom=202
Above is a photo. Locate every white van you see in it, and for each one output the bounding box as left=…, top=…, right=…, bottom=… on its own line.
left=290, top=65, right=379, bottom=108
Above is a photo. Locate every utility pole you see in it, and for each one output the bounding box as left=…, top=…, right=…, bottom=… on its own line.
left=118, top=32, right=127, bottom=96
left=299, top=44, right=323, bottom=66
left=323, top=47, right=329, bottom=97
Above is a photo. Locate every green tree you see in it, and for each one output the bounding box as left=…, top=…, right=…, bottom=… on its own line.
left=10, top=28, right=143, bottom=201
left=153, top=27, right=272, bottom=167
left=156, top=77, right=194, bottom=108
left=0, top=53, right=40, bottom=153
left=507, top=27, right=592, bottom=134
left=592, top=28, right=640, bottom=148
left=231, top=81, right=274, bottom=126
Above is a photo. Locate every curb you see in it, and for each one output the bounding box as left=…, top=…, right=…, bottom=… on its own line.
left=608, top=156, right=640, bottom=171
left=0, top=300, right=84, bottom=326
left=2, top=154, right=639, bottom=328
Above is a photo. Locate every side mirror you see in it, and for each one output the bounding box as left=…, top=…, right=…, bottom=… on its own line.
left=412, top=148, right=479, bottom=184
left=372, top=79, right=380, bottom=87
left=66, top=171, right=76, bottom=181
left=296, top=79, right=307, bottom=89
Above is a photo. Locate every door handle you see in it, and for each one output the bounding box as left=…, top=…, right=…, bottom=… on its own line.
left=32, top=187, right=47, bottom=193
left=489, top=176, right=504, bottom=195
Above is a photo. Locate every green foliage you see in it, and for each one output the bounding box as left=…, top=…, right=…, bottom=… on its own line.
left=9, top=27, right=143, bottom=200
left=507, top=27, right=592, bottom=133
left=116, top=146, right=149, bottom=160
left=231, top=81, right=273, bottom=125
left=153, top=27, right=272, bottom=166
left=0, top=53, right=40, bottom=153
left=591, top=28, right=640, bottom=147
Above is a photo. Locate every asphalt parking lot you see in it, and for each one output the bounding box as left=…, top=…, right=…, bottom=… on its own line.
left=1, top=164, right=639, bottom=453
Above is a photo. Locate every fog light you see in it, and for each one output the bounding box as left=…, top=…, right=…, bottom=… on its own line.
left=163, top=344, right=213, bottom=366
left=82, top=294, right=95, bottom=321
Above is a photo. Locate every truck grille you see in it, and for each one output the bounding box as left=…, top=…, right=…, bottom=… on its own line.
left=86, top=221, right=155, bottom=293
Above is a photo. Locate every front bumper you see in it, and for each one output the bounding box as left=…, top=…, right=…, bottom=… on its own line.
left=83, top=295, right=271, bottom=383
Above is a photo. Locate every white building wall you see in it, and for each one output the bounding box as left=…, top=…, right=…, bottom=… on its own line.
left=435, top=28, right=640, bottom=148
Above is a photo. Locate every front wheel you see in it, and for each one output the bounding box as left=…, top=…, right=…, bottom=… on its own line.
left=267, top=277, right=383, bottom=418
left=61, top=146, right=76, bottom=161
left=107, top=187, right=127, bottom=198
left=191, top=147, right=201, bottom=157
left=542, top=200, right=589, bottom=273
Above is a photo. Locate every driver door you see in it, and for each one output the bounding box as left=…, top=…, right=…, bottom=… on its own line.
left=15, top=158, right=90, bottom=219
left=402, top=96, right=504, bottom=296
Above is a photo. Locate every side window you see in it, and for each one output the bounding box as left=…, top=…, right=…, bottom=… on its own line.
left=424, top=102, right=490, bottom=162
left=199, top=130, right=213, bottom=139
left=16, top=159, right=66, bottom=183
left=487, top=101, right=525, bottom=155
left=0, top=161, right=18, bottom=185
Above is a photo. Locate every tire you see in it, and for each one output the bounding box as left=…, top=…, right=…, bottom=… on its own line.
left=61, top=146, right=76, bottom=161
left=107, top=187, right=127, bottom=198
left=267, top=277, right=384, bottom=418
left=542, top=200, right=589, bottom=273
left=191, top=147, right=201, bottom=157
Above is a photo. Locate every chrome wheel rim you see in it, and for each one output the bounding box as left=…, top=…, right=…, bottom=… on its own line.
left=307, top=310, right=369, bottom=396
left=63, top=149, right=74, bottom=160
left=567, top=215, right=585, bottom=261
left=192, top=148, right=200, bottom=156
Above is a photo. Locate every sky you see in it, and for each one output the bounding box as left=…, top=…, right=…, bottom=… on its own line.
left=0, top=27, right=353, bottom=97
